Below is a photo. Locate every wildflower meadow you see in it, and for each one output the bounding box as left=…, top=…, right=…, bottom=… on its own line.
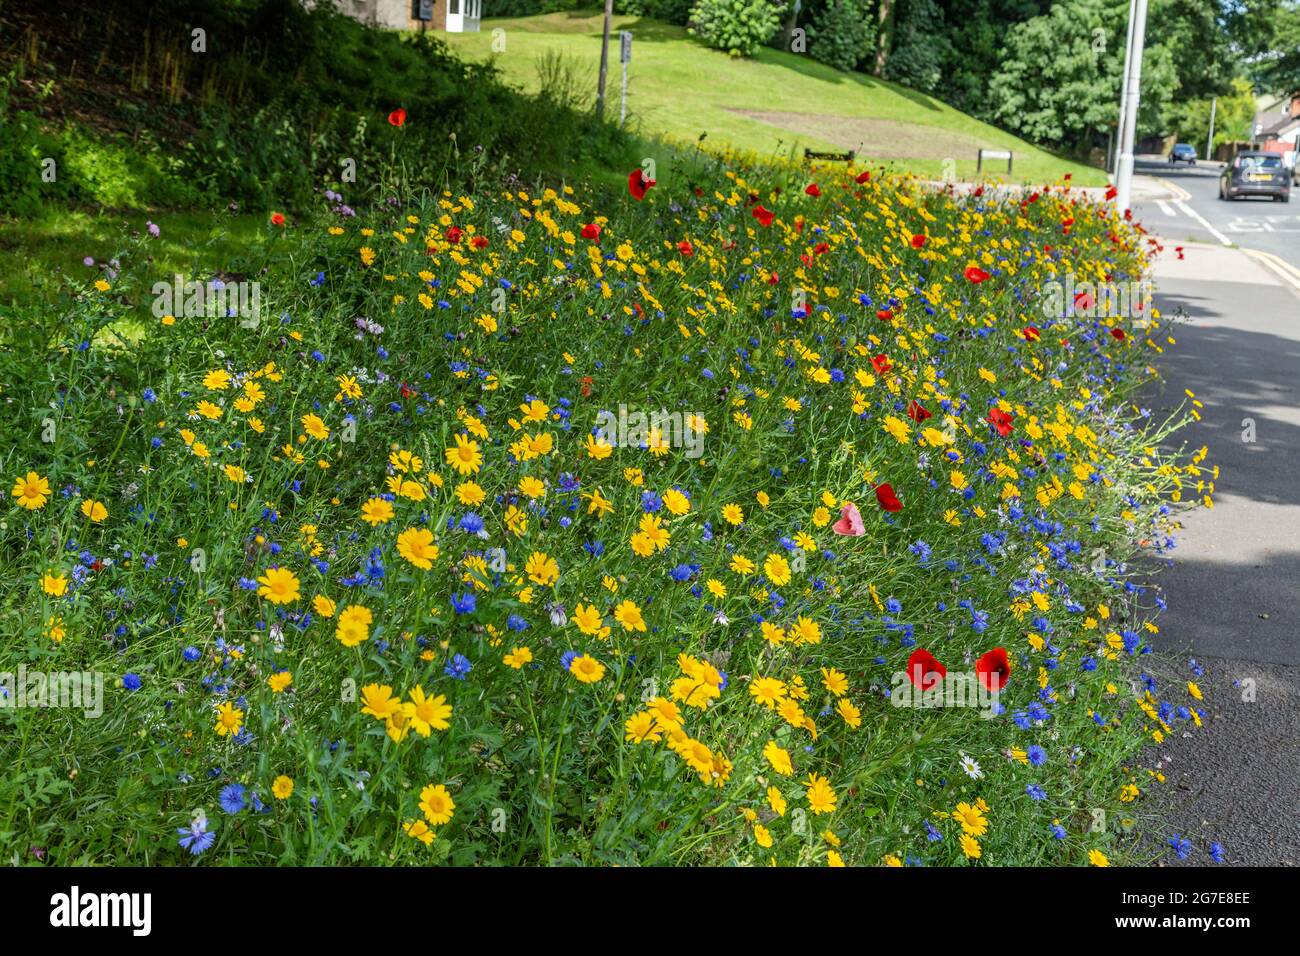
left=0, top=147, right=1213, bottom=867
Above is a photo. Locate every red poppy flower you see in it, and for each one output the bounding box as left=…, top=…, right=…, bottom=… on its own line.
left=855, top=170, right=871, bottom=184
left=1061, top=217, right=1075, bottom=228
left=471, top=235, right=488, bottom=250
left=1074, top=290, right=1093, bottom=311
left=964, top=265, right=990, bottom=283
left=973, top=186, right=984, bottom=197
left=678, top=239, right=694, bottom=256
left=767, top=271, right=779, bottom=285
left=270, top=212, right=285, bottom=227
left=399, top=382, right=415, bottom=399
left=752, top=205, right=774, bottom=227
left=581, top=223, right=600, bottom=240
left=388, top=108, right=407, bottom=127
left=628, top=168, right=655, bottom=201
left=874, top=482, right=902, bottom=512
left=876, top=309, right=893, bottom=322
left=911, top=234, right=926, bottom=249
left=813, top=242, right=829, bottom=255
left=805, top=183, right=821, bottom=197
left=1022, top=326, right=1041, bottom=341
left=580, top=375, right=594, bottom=398
left=975, top=647, right=1011, bottom=692
left=988, top=407, right=1014, bottom=436
left=1110, top=327, right=1126, bottom=340
left=1105, top=184, right=1118, bottom=201
left=445, top=226, right=462, bottom=244
left=906, top=400, right=932, bottom=423
left=871, top=354, right=892, bottom=375
left=906, top=648, right=947, bottom=691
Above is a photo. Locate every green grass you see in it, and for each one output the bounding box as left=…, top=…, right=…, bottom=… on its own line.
left=443, top=11, right=1107, bottom=185
left=0, top=209, right=268, bottom=312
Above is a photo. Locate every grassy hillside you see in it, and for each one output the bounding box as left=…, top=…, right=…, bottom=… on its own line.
left=444, top=11, right=1106, bottom=185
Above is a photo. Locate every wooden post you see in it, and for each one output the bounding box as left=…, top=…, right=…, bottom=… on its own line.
left=596, top=0, right=613, bottom=119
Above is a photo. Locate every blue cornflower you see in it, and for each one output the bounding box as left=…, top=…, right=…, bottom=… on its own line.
left=1026, top=783, right=1047, bottom=801
left=1026, top=744, right=1047, bottom=766
left=219, top=783, right=247, bottom=814
left=121, top=673, right=142, bottom=691
left=444, top=653, right=472, bottom=680
left=451, top=592, right=476, bottom=614
left=177, top=820, right=215, bottom=856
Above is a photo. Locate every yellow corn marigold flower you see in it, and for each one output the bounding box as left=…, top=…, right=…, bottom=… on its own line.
left=569, top=654, right=605, bottom=683
left=503, top=646, right=533, bottom=669
left=214, top=701, right=244, bottom=737
left=11, top=472, right=51, bottom=510
left=419, top=784, right=455, bottom=826
left=763, top=740, right=794, bottom=776
left=445, top=434, right=483, bottom=475
left=397, top=527, right=439, bottom=570
left=336, top=604, right=373, bottom=647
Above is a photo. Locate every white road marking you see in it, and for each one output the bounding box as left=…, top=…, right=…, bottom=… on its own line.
left=1175, top=201, right=1232, bottom=246
left=1156, top=199, right=1175, bottom=216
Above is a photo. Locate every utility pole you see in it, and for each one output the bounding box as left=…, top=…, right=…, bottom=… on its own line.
left=1114, top=0, right=1137, bottom=175
left=1114, top=0, right=1149, bottom=213
left=596, top=0, right=613, bottom=120
left=1206, top=96, right=1217, bottom=161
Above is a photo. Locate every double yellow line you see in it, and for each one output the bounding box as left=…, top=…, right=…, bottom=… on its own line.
left=1243, top=248, right=1300, bottom=295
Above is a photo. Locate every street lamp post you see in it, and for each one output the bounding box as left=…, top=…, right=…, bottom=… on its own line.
left=1206, top=96, right=1217, bottom=162
left=1114, top=0, right=1149, bottom=212
left=1114, top=0, right=1137, bottom=175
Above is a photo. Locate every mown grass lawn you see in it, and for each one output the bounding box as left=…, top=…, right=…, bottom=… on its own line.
left=443, top=11, right=1106, bottom=186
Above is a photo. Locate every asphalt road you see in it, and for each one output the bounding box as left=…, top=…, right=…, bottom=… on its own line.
left=1130, top=157, right=1300, bottom=273
left=1140, top=243, right=1300, bottom=866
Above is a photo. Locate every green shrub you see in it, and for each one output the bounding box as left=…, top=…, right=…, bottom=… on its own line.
left=806, top=0, right=876, bottom=72
left=689, top=0, right=784, bottom=57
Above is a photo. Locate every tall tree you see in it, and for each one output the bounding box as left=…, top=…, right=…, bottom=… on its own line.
left=987, top=0, right=1178, bottom=153
left=1254, top=0, right=1300, bottom=97
left=874, top=0, right=896, bottom=76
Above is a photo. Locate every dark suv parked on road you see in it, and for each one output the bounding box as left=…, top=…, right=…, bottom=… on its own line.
left=1169, top=143, right=1197, bottom=164
left=1219, top=152, right=1291, bottom=202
